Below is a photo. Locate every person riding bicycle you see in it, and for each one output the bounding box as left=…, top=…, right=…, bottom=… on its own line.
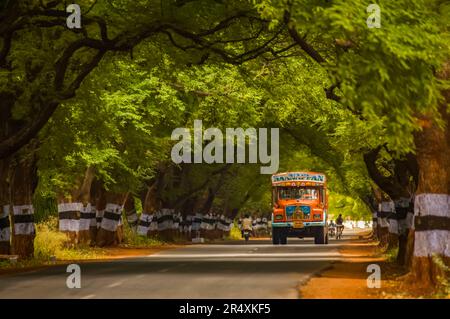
left=336, top=214, right=344, bottom=226
left=335, top=214, right=344, bottom=238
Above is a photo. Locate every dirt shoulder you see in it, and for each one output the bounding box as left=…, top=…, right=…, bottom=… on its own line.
left=299, top=231, right=449, bottom=299
left=299, top=232, right=385, bottom=299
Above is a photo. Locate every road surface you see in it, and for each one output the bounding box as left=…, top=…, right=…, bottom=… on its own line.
left=0, top=232, right=364, bottom=299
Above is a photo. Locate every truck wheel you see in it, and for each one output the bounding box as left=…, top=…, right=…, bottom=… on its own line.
left=280, top=234, right=287, bottom=245
left=314, top=226, right=326, bottom=244
left=272, top=228, right=280, bottom=245
left=279, top=228, right=287, bottom=245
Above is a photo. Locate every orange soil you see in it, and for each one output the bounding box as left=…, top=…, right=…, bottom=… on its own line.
left=300, top=238, right=385, bottom=299
left=300, top=232, right=449, bottom=299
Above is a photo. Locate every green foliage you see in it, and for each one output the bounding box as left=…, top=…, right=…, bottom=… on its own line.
left=121, top=220, right=164, bottom=247
left=32, top=193, right=58, bottom=223
left=227, top=223, right=243, bottom=240
left=8, top=0, right=447, bottom=220
left=255, top=0, right=450, bottom=153
left=385, top=246, right=399, bottom=263
left=328, top=193, right=371, bottom=220
left=432, top=254, right=450, bottom=297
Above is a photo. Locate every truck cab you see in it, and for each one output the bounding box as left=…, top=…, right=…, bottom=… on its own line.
left=271, top=172, right=328, bottom=245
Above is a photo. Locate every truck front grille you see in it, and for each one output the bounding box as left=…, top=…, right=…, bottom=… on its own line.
left=285, top=205, right=310, bottom=220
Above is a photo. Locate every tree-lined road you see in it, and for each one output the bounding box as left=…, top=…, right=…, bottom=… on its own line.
left=0, top=235, right=360, bottom=299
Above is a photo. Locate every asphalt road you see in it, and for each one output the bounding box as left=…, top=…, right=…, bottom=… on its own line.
left=0, top=233, right=361, bottom=299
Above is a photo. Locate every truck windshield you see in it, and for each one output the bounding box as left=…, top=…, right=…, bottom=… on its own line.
left=277, top=187, right=319, bottom=201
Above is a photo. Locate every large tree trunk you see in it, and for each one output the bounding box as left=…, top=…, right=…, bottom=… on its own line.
left=10, top=155, right=37, bottom=259
left=137, top=184, right=159, bottom=238
left=395, top=197, right=414, bottom=266
left=91, top=181, right=107, bottom=245
left=363, top=147, right=419, bottom=260
left=124, top=195, right=137, bottom=230
left=96, top=192, right=127, bottom=247
left=411, top=66, right=450, bottom=286
left=57, top=167, right=95, bottom=245
left=377, top=198, right=393, bottom=247
left=412, top=123, right=450, bottom=286
left=0, top=158, right=11, bottom=254
left=387, top=210, right=399, bottom=249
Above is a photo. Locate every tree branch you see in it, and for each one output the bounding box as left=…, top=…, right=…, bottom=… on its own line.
left=283, top=10, right=326, bottom=64
left=0, top=100, right=59, bottom=159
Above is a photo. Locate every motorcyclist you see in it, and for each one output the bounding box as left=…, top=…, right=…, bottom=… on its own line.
left=328, top=220, right=336, bottom=237
left=241, top=214, right=253, bottom=238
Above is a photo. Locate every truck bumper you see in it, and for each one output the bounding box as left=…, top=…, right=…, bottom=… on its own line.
left=272, top=221, right=326, bottom=238
left=272, top=221, right=326, bottom=227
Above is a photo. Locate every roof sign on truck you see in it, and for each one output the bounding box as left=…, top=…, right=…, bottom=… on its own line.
left=271, top=172, right=326, bottom=185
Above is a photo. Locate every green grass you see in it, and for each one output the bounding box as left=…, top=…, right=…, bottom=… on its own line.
left=384, top=246, right=399, bottom=263
left=226, top=223, right=242, bottom=241
left=34, top=217, right=106, bottom=261
left=432, top=254, right=450, bottom=298
left=0, top=258, right=48, bottom=272
left=120, top=221, right=164, bottom=247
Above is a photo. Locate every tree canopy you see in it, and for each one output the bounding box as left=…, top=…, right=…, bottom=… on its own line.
left=1, top=0, right=449, bottom=224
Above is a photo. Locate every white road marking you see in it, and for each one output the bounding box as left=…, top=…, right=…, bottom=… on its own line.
left=81, top=294, right=96, bottom=299
left=147, top=252, right=341, bottom=258
left=158, top=268, right=170, bottom=273
left=107, top=281, right=123, bottom=288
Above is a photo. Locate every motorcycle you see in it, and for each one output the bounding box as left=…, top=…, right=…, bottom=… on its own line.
left=243, top=229, right=252, bottom=242
left=328, top=225, right=336, bottom=238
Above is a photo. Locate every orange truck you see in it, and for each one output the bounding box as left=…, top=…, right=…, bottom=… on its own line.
left=271, top=172, right=328, bottom=245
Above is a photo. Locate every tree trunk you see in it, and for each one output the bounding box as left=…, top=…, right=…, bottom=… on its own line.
left=371, top=210, right=378, bottom=239
left=91, top=182, right=107, bottom=245
left=411, top=65, right=450, bottom=286
left=57, top=167, right=95, bottom=245
left=412, top=120, right=450, bottom=287
left=0, top=204, right=10, bottom=254
left=377, top=199, right=393, bottom=247
left=10, top=156, right=37, bottom=259
left=363, top=148, right=419, bottom=263
left=124, top=195, right=137, bottom=230
left=137, top=184, right=159, bottom=238
left=96, top=192, right=127, bottom=247
left=0, top=158, right=11, bottom=254
left=405, top=228, right=415, bottom=269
